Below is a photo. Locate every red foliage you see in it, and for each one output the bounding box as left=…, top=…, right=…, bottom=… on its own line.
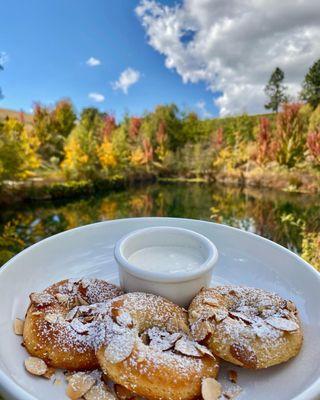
left=102, top=114, right=116, bottom=139
left=307, top=130, right=320, bottom=164
left=257, top=117, right=272, bottom=164
left=156, top=121, right=167, bottom=145
left=211, top=127, right=224, bottom=150
left=19, top=110, right=25, bottom=124
left=129, top=117, right=142, bottom=139
left=142, top=137, right=153, bottom=162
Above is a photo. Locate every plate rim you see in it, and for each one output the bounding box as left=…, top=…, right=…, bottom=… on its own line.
left=0, top=217, right=319, bottom=400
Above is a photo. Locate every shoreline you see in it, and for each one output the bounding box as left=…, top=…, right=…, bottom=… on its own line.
left=1, top=166, right=319, bottom=207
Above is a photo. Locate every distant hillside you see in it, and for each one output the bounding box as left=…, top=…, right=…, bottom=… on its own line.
left=0, top=108, right=33, bottom=124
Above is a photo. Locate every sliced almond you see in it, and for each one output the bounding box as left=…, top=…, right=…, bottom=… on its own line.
left=194, top=342, right=215, bottom=358
left=228, top=370, right=238, bottom=383
left=285, top=300, right=297, bottom=313
left=70, top=318, right=90, bottom=334
left=13, top=318, right=24, bottom=335
left=44, top=313, right=60, bottom=324
left=149, top=330, right=182, bottom=351
left=77, top=294, right=89, bottom=306
left=229, top=312, right=254, bottom=325
left=66, top=307, right=79, bottom=322
left=56, top=293, right=69, bottom=304
left=80, top=278, right=91, bottom=289
left=114, top=384, right=136, bottom=400
left=116, top=312, right=133, bottom=328
left=203, top=299, right=219, bottom=307
left=24, top=357, right=48, bottom=376
left=213, top=309, right=228, bottom=323
left=84, top=382, right=116, bottom=400
left=104, top=331, right=135, bottom=364
left=43, top=367, right=56, bottom=379
left=66, top=372, right=95, bottom=400
left=30, top=293, right=54, bottom=306
left=201, top=377, right=222, bottom=400
left=230, top=343, right=257, bottom=369
left=174, top=336, right=202, bottom=357
left=32, top=310, right=43, bottom=316
left=191, top=319, right=213, bottom=342
left=265, top=317, right=299, bottom=332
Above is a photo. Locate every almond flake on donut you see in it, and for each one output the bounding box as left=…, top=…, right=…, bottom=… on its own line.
left=230, top=343, right=257, bottom=368
left=265, top=316, right=299, bottom=331
left=104, top=331, right=135, bottom=364
left=77, top=294, right=89, bottom=306
left=44, top=313, right=61, bottom=324
left=203, top=299, right=219, bottom=307
left=228, top=312, right=254, bottom=324
left=65, top=307, right=79, bottom=322
left=191, top=319, right=212, bottom=342
left=147, top=327, right=182, bottom=351
left=201, top=378, right=222, bottom=400
left=56, top=293, right=69, bottom=304
left=13, top=318, right=24, bottom=335
left=213, top=309, right=228, bottom=323
left=30, top=292, right=55, bottom=306
left=70, top=318, right=90, bottom=334
left=24, top=357, right=48, bottom=376
left=116, top=311, right=133, bottom=328
left=194, top=343, right=215, bottom=358
left=66, top=372, right=96, bottom=400
left=174, top=336, right=202, bottom=357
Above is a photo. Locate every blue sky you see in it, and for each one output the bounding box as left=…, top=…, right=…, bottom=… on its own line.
left=0, top=0, right=218, bottom=119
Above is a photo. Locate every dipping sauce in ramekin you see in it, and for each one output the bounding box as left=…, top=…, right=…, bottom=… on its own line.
left=114, top=226, right=218, bottom=307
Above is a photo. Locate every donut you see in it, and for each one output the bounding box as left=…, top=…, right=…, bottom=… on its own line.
left=188, top=285, right=303, bottom=369
left=23, top=278, right=123, bottom=370
left=96, top=292, right=219, bottom=400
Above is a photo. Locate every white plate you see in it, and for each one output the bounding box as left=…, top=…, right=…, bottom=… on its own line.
left=0, top=217, right=319, bottom=400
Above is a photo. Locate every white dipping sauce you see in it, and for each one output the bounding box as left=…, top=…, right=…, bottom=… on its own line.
left=127, top=246, right=205, bottom=274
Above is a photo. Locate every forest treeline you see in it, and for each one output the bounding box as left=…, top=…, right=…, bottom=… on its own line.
left=0, top=99, right=320, bottom=185
left=1, top=59, right=320, bottom=186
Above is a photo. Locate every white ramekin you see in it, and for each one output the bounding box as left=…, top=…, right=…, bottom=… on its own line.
left=114, top=226, right=218, bottom=307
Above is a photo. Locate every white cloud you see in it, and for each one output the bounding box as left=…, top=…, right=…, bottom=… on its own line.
left=196, top=100, right=212, bottom=118
left=86, top=57, right=101, bottom=67
left=136, top=0, right=320, bottom=116
left=0, top=52, right=9, bottom=66
left=112, top=67, right=141, bottom=94
left=88, top=92, right=105, bottom=102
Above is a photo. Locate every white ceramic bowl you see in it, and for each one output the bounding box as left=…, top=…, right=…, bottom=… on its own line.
left=114, top=226, right=219, bottom=306
left=0, top=217, right=320, bottom=400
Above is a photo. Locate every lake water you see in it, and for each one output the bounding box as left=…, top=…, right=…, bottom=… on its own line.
left=0, top=182, right=319, bottom=267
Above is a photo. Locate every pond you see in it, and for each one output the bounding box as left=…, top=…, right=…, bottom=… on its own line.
left=0, top=182, right=319, bottom=269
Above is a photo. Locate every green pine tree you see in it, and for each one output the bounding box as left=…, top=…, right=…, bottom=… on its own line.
left=264, top=67, right=288, bottom=112
left=301, top=59, right=320, bottom=109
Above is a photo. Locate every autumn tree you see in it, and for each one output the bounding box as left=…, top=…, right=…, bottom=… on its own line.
left=0, top=118, right=40, bottom=180
left=301, top=59, right=320, bottom=109
left=275, top=103, right=306, bottom=167
left=33, top=100, right=76, bottom=162
left=265, top=67, right=288, bottom=112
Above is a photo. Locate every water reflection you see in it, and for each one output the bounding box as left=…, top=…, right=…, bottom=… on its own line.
left=0, top=183, right=319, bottom=268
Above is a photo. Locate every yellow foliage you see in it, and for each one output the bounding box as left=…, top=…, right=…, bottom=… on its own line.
left=97, top=138, right=117, bottom=169
left=61, top=135, right=89, bottom=172
left=130, top=147, right=146, bottom=166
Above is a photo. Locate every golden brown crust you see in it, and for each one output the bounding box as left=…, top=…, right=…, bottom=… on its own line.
left=23, top=278, right=123, bottom=370
left=188, top=285, right=303, bottom=369
left=97, top=292, right=219, bottom=400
